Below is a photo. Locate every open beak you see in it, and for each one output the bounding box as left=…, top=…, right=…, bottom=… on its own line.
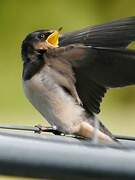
left=46, top=31, right=59, bottom=47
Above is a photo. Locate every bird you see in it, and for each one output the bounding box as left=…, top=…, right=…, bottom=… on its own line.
left=21, top=16, right=135, bottom=143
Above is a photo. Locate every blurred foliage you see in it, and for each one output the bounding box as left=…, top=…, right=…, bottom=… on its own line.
left=1, top=0, right=135, bottom=136
left=1, top=1, right=135, bottom=179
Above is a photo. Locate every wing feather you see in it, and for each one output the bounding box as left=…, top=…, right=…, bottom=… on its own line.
left=60, top=16, right=135, bottom=48
left=55, top=45, right=135, bottom=115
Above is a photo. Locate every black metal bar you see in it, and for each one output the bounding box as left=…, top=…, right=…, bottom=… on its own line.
left=0, top=125, right=38, bottom=132
left=115, top=135, right=135, bottom=141
left=0, top=124, right=135, bottom=141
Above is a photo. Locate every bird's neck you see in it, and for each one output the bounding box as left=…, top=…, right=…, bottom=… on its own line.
left=22, top=51, right=45, bottom=81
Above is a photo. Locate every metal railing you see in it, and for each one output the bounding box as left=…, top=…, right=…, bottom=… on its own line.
left=0, top=126, right=135, bottom=179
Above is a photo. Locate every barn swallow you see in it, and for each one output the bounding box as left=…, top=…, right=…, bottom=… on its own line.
left=21, top=17, right=135, bottom=143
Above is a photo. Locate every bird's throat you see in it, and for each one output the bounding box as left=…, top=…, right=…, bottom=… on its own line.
left=23, top=54, right=44, bottom=81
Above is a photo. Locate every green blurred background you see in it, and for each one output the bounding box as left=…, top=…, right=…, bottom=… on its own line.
left=1, top=0, right=135, bottom=179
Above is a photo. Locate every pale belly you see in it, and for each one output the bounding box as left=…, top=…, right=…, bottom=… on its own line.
left=23, top=68, right=85, bottom=133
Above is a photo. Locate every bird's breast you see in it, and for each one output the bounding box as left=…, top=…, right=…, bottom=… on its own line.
left=23, top=66, right=85, bottom=133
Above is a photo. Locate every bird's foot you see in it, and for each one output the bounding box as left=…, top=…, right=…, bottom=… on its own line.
left=34, top=125, right=86, bottom=138
left=34, top=124, right=63, bottom=135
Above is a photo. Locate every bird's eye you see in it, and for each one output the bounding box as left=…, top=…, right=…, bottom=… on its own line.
left=45, top=32, right=52, bottom=37
left=38, top=34, right=45, bottom=39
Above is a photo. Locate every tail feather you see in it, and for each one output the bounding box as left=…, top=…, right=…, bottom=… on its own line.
left=87, top=115, right=118, bottom=142
left=94, top=116, right=118, bottom=142
left=77, top=121, right=114, bottom=143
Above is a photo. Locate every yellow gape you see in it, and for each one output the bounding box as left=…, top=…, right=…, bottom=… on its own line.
left=47, top=31, right=59, bottom=47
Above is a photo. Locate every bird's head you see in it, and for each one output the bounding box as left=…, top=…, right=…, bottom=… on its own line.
left=21, top=30, right=59, bottom=62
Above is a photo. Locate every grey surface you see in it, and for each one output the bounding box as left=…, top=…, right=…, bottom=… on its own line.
left=0, top=131, right=135, bottom=179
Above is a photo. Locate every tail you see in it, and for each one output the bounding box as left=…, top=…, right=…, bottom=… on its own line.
left=94, top=116, right=118, bottom=142
left=76, top=116, right=118, bottom=143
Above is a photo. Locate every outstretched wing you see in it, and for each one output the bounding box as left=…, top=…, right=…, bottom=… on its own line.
left=57, top=45, right=135, bottom=115
left=60, top=16, right=135, bottom=48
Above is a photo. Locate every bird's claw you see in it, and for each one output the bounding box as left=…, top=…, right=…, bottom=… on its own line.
left=34, top=124, right=63, bottom=135
left=34, top=124, right=46, bottom=134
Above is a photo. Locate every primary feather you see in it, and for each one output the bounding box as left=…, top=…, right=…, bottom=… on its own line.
left=60, top=16, right=135, bottom=48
